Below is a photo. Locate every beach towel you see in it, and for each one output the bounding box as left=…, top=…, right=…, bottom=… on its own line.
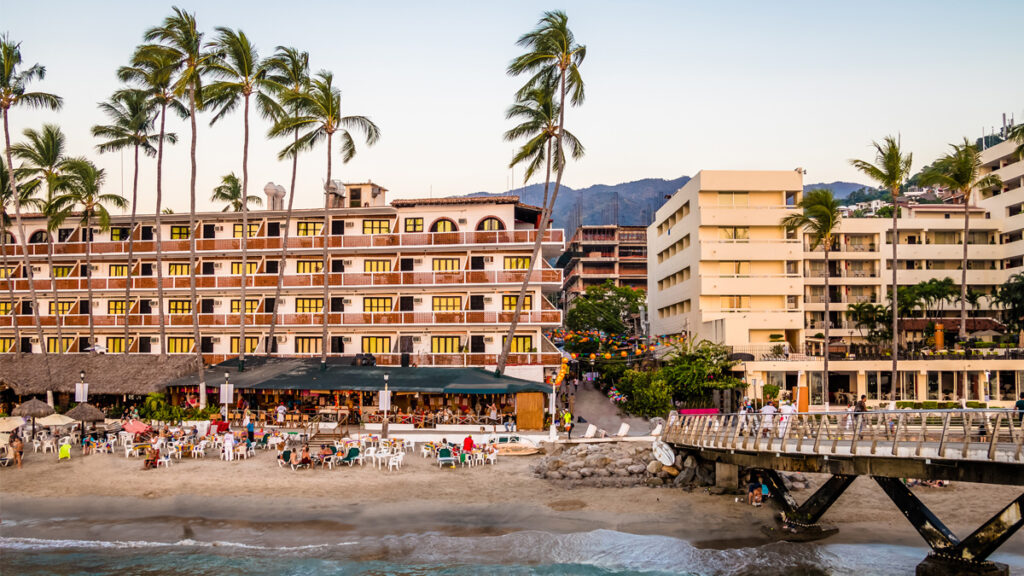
left=58, top=443, right=72, bottom=461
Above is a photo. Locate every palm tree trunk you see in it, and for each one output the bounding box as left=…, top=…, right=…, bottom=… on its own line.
left=238, top=93, right=250, bottom=370
left=0, top=218, right=20, bottom=355
left=959, top=195, right=969, bottom=341
left=540, top=139, right=552, bottom=210
left=890, top=189, right=898, bottom=397
left=187, top=87, right=206, bottom=405
left=46, top=231, right=63, bottom=351
left=85, top=215, right=95, bottom=348
left=123, top=143, right=140, bottom=354
left=823, top=244, right=830, bottom=407
left=3, top=109, right=47, bottom=357
left=267, top=128, right=299, bottom=355
left=320, top=132, right=332, bottom=370
left=496, top=67, right=567, bottom=375
left=154, top=103, right=168, bottom=361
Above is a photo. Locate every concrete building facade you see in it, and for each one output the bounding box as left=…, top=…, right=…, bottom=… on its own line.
left=558, top=224, right=647, bottom=308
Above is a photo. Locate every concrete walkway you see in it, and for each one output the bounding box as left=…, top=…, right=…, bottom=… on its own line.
left=565, top=380, right=652, bottom=437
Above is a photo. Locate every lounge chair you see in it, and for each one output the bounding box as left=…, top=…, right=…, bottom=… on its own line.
left=291, top=456, right=310, bottom=471
left=255, top=433, right=270, bottom=450
left=278, top=449, right=292, bottom=468
left=0, top=447, right=11, bottom=467
left=339, top=447, right=361, bottom=467
left=437, top=447, right=457, bottom=468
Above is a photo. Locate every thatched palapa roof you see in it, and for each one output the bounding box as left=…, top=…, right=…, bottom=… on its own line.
left=12, top=398, right=54, bottom=418
left=65, top=402, right=106, bottom=422
left=0, top=355, right=201, bottom=396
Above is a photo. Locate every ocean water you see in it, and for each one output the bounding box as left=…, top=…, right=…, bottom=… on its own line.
left=5, top=530, right=1022, bottom=576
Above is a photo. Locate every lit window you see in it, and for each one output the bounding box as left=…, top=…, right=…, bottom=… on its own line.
left=296, top=261, right=322, bottom=274
left=110, top=227, right=130, bottom=241
left=430, top=219, right=457, bottom=233
left=108, top=301, right=127, bottom=315
left=720, top=227, right=749, bottom=241
left=0, top=337, right=14, bottom=352
left=52, top=265, right=73, bottom=278
left=230, top=299, right=259, bottom=314
left=431, top=336, right=460, bottom=353
left=295, top=298, right=323, bottom=313
left=504, top=256, right=530, bottom=270
left=720, top=296, right=750, bottom=310
left=47, top=337, right=74, bottom=353
left=295, top=337, right=321, bottom=354
left=503, top=335, right=533, bottom=353
left=167, top=337, right=194, bottom=354
left=361, top=336, right=391, bottom=354
left=231, top=337, right=260, bottom=354
left=170, top=226, right=190, bottom=239
left=168, top=263, right=191, bottom=276
left=0, top=267, right=13, bottom=279
left=477, top=217, right=504, bottom=231
left=297, top=222, right=323, bottom=236
left=106, top=337, right=125, bottom=353
left=362, top=219, right=390, bottom=235
left=0, top=302, right=10, bottom=315
left=109, top=264, right=128, bottom=277
left=404, top=218, right=423, bottom=233
left=502, top=295, right=532, bottom=310
left=233, top=223, right=260, bottom=238
left=363, top=297, right=392, bottom=313
left=49, top=301, right=73, bottom=315
left=230, top=262, right=258, bottom=275
left=169, top=300, right=192, bottom=314
left=432, top=296, right=461, bottom=311
left=364, top=259, right=391, bottom=273
left=432, top=258, right=460, bottom=271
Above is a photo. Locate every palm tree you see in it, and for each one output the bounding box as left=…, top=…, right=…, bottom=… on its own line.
left=92, top=88, right=168, bottom=354
left=12, top=124, right=71, bottom=352
left=51, top=158, right=128, bottom=350
left=139, top=7, right=216, bottom=400
left=263, top=46, right=310, bottom=356
left=498, top=10, right=586, bottom=375
left=920, top=139, right=1002, bottom=341
left=782, top=189, right=841, bottom=406
left=0, top=34, right=63, bottom=356
left=850, top=136, right=912, bottom=394
left=120, top=50, right=187, bottom=362
left=0, top=158, right=43, bottom=355
left=205, top=27, right=273, bottom=370
left=210, top=172, right=262, bottom=212
left=269, top=71, right=380, bottom=369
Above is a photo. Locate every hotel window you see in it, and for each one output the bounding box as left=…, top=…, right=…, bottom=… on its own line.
left=296, top=261, right=322, bottom=274
left=109, top=264, right=128, bottom=277
left=364, top=259, right=391, bottom=273
left=108, top=300, right=127, bottom=315
left=230, top=262, right=258, bottom=275
left=502, top=294, right=532, bottom=310
left=432, top=296, right=461, bottom=311
left=718, top=191, right=749, bottom=207
left=233, top=223, right=260, bottom=238
left=430, top=219, right=457, bottom=233
left=719, top=261, right=750, bottom=276
left=230, top=299, right=259, bottom=314
left=52, top=265, right=73, bottom=278
left=168, top=263, right=191, bottom=276
left=503, top=335, right=533, bottom=353
left=719, top=226, right=749, bottom=241
left=49, top=301, right=73, bottom=315
left=432, top=258, right=460, bottom=271
left=477, top=217, right=504, bottom=231
left=110, top=227, right=130, bottom=241
left=170, top=226, right=190, bottom=239
left=504, top=256, right=531, bottom=270
left=362, top=336, right=391, bottom=354
left=404, top=217, right=423, bottom=233
left=362, top=219, right=390, bottom=235
left=720, top=296, right=750, bottom=310
left=431, top=336, right=461, bottom=354
left=348, top=188, right=362, bottom=208
left=231, top=337, right=260, bottom=354
left=47, top=337, right=74, bottom=353
left=297, top=221, right=323, bottom=236
left=0, top=302, right=9, bottom=315
left=106, top=337, right=125, bottom=354
left=0, top=337, right=14, bottom=352
left=0, top=267, right=13, bottom=279
left=294, top=337, right=321, bottom=354
left=169, top=300, right=192, bottom=314
left=167, top=337, right=194, bottom=354
left=363, top=297, right=392, bottom=312
left=295, top=298, right=323, bottom=313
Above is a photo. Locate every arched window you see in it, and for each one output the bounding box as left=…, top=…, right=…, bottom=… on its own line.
left=29, top=230, right=49, bottom=244
left=476, top=217, right=505, bottom=231
left=430, top=218, right=458, bottom=233
left=1, top=231, right=14, bottom=245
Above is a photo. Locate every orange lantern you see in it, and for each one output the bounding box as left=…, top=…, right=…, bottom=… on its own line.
left=620, top=351, right=628, bottom=357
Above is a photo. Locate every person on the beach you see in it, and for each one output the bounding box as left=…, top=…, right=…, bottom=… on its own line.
left=223, top=429, right=235, bottom=461
left=759, top=401, right=777, bottom=438
left=246, top=419, right=255, bottom=444
left=276, top=403, right=286, bottom=425
left=143, top=446, right=159, bottom=470
left=299, top=444, right=312, bottom=467
left=854, top=395, right=867, bottom=437
left=11, top=435, right=24, bottom=469
left=747, top=475, right=762, bottom=506
left=317, top=444, right=332, bottom=467
left=488, top=403, right=499, bottom=425
left=563, top=410, right=573, bottom=439
left=463, top=435, right=474, bottom=452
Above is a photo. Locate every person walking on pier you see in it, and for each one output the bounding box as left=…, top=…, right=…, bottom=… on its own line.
left=1016, top=393, right=1024, bottom=425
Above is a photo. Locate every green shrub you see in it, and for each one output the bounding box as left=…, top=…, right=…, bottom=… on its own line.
left=965, top=401, right=987, bottom=409
left=895, top=401, right=916, bottom=409
left=921, top=401, right=939, bottom=410
left=974, top=341, right=996, bottom=349
left=763, top=384, right=780, bottom=400
left=940, top=402, right=959, bottom=409
left=628, top=376, right=674, bottom=418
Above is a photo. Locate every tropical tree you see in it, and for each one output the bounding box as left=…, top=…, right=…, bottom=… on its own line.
left=850, top=136, right=912, bottom=390
left=498, top=10, right=586, bottom=375
left=51, top=158, right=128, bottom=350
left=269, top=71, right=380, bottom=369
left=782, top=189, right=841, bottom=405
left=205, top=27, right=273, bottom=369
left=993, top=273, right=1024, bottom=335
left=139, top=7, right=217, bottom=400
left=847, top=301, right=887, bottom=346
left=565, top=280, right=644, bottom=336
left=92, top=88, right=167, bottom=353
left=919, top=139, right=1002, bottom=340
left=263, top=46, right=310, bottom=356
left=0, top=34, right=63, bottom=355
left=12, top=124, right=71, bottom=351
left=1008, top=123, right=1024, bottom=159
left=120, top=49, right=187, bottom=361
left=0, top=158, right=43, bottom=354
left=210, top=172, right=262, bottom=212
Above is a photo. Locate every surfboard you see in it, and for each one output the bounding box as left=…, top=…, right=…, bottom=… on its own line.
left=652, top=439, right=675, bottom=467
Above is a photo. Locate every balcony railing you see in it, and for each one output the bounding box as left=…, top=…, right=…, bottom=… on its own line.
left=197, top=351, right=563, bottom=368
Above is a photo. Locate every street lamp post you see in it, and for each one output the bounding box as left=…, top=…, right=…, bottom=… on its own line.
left=382, top=372, right=390, bottom=439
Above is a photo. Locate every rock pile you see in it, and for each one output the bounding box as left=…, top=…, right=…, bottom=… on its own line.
left=531, top=442, right=717, bottom=488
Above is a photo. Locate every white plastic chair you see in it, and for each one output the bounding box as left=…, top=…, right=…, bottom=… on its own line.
left=486, top=450, right=498, bottom=466
left=191, top=441, right=207, bottom=458
left=403, top=439, right=415, bottom=453
left=156, top=452, right=171, bottom=468
left=387, top=451, right=404, bottom=472
left=42, top=439, right=57, bottom=454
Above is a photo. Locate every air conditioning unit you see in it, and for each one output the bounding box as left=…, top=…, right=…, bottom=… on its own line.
left=413, top=297, right=422, bottom=304
left=215, top=225, right=224, bottom=232
left=458, top=218, right=467, bottom=225
left=30, top=337, right=40, bottom=344
left=149, top=337, right=158, bottom=343
left=342, top=336, right=352, bottom=343
left=483, top=297, right=492, bottom=303
left=413, top=258, right=423, bottom=265
left=345, top=221, right=355, bottom=228
left=213, top=300, right=222, bottom=306
left=484, top=336, right=494, bottom=342
left=484, top=256, right=494, bottom=263
left=32, top=266, right=42, bottom=272
left=214, top=262, right=223, bottom=269
left=211, top=337, right=221, bottom=343
left=276, top=335, right=288, bottom=343
left=343, top=298, right=352, bottom=305
left=412, top=336, right=421, bottom=342
left=149, top=300, right=158, bottom=307
left=90, top=265, right=99, bottom=271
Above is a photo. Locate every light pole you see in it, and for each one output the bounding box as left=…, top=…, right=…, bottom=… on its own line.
left=382, top=372, right=390, bottom=439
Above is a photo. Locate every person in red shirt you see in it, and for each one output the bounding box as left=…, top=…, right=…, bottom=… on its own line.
left=463, top=435, right=474, bottom=452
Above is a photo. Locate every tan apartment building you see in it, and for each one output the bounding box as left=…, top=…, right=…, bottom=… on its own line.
left=0, top=185, right=564, bottom=382
left=558, top=225, right=647, bottom=308
left=649, top=169, right=1023, bottom=409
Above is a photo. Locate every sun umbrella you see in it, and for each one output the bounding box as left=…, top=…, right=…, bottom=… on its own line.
left=66, top=403, right=106, bottom=423
left=38, top=413, right=76, bottom=427
left=13, top=398, right=55, bottom=438
left=0, top=416, right=25, bottom=433
left=123, top=420, right=151, bottom=434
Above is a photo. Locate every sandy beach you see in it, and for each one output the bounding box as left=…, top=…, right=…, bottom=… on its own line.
left=2, top=441, right=1022, bottom=559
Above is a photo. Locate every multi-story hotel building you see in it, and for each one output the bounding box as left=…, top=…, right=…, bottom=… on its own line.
left=0, top=184, right=564, bottom=382
left=557, top=224, right=647, bottom=308
left=649, top=168, right=1023, bottom=409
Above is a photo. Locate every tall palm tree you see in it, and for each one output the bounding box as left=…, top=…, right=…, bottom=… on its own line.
left=498, top=10, right=586, bottom=375
left=0, top=158, right=43, bottom=355
left=782, top=189, right=841, bottom=406
left=850, top=136, right=912, bottom=395
left=12, top=124, right=71, bottom=352
left=120, top=50, right=187, bottom=362
left=263, top=46, right=310, bottom=356
left=270, top=71, right=380, bottom=370
left=51, top=158, right=128, bottom=350
left=139, top=7, right=216, bottom=400
left=92, top=88, right=168, bottom=354
left=205, top=27, right=272, bottom=370
left=920, top=139, right=1002, bottom=341
left=210, top=172, right=262, bottom=212
left=0, top=34, right=62, bottom=356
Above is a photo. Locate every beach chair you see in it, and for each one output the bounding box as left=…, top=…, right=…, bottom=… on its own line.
left=437, top=447, right=457, bottom=468
left=42, top=439, right=57, bottom=454
left=156, top=452, right=171, bottom=468
left=387, top=451, right=404, bottom=472
left=0, top=447, right=12, bottom=467
left=403, top=439, right=414, bottom=453
left=58, top=443, right=72, bottom=461
left=278, top=449, right=292, bottom=468
left=191, top=441, right=207, bottom=459
left=291, top=456, right=310, bottom=471
left=583, top=424, right=597, bottom=439
left=255, top=433, right=270, bottom=450
left=615, top=423, right=630, bottom=437
left=339, top=447, right=361, bottom=467
left=486, top=450, right=498, bottom=466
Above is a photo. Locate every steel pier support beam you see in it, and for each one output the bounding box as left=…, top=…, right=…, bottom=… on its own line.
left=762, top=470, right=856, bottom=526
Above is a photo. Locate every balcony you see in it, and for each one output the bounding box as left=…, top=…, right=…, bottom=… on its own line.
left=199, top=351, right=563, bottom=368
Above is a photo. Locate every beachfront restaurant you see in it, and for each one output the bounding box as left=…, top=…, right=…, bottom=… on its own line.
left=162, top=357, right=552, bottom=432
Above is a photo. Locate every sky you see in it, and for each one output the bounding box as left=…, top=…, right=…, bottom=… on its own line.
left=4, top=1, right=1023, bottom=214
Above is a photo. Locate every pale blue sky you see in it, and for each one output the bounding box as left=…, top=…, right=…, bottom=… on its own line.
left=5, top=1, right=1023, bottom=213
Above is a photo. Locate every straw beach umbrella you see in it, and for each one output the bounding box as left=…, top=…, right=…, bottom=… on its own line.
left=38, top=413, right=76, bottom=427
left=13, top=398, right=55, bottom=438
left=0, top=416, right=25, bottom=433
left=66, top=403, right=105, bottom=423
